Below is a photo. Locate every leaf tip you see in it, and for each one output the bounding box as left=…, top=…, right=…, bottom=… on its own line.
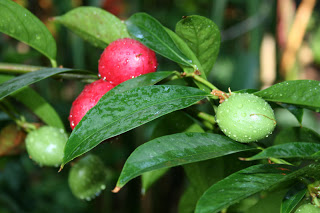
left=112, top=186, right=121, bottom=193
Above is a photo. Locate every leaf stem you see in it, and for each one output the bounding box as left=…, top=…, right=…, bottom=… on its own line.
left=182, top=72, right=219, bottom=91
left=50, top=59, right=57, bottom=68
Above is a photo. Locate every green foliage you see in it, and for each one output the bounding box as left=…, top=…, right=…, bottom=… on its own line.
left=175, top=15, right=221, bottom=74
left=0, top=2, right=320, bottom=213
left=0, top=0, right=56, bottom=61
left=126, top=13, right=194, bottom=67
left=54, top=7, right=130, bottom=48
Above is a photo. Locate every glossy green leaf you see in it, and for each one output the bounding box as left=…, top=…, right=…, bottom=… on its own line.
left=54, top=7, right=129, bottom=49
left=274, top=127, right=320, bottom=145
left=125, top=13, right=194, bottom=67
left=176, top=15, right=221, bottom=74
left=245, top=142, right=320, bottom=161
left=195, top=164, right=305, bottom=213
left=254, top=80, right=320, bottom=112
left=100, top=71, right=175, bottom=100
left=63, top=85, right=209, bottom=166
left=0, top=68, right=86, bottom=100
left=114, top=132, right=255, bottom=190
left=281, top=184, right=307, bottom=213
left=0, top=0, right=56, bottom=60
left=142, top=110, right=204, bottom=194
left=165, top=29, right=211, bottom=93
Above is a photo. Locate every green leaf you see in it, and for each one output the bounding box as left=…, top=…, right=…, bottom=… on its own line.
left=125, top=13, right=194, bottom=67
left=179, top=158, right=225, bottom=213
left=274, top=127, right=320, bottom=145
left=13, top=87, right=64, bottom=130
left=0, top=0, right=56, bottom=60
left=179, top=185, right=203, bottom=213
left=63, top=85, right=209, bottom=166
left=246, top=142, right=320, bottom=161
left=114, top=132, right=255, bottom=190
left=254, top=80, right=320, bottom=112
left=0, top=75, right=64, bottom=130
left=279, top=103, right=304, bottom=125
left=100, top=71, right=175, bottom=100
left=165, top=28, right=211, bottom=93
left=195, top=164, right=306, bottom=213
left=54, top=7, right=129, bottom=49
left=175, top=15, right=221, bottom=74
left=281, top=184, right=307, bottom=213
left=142, top=110, right=204, bottom=194
left=141, top=168, right=169, bottom=195
left=0, top=68, right=86, bottom=100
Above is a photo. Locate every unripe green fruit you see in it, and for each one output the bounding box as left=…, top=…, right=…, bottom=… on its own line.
left=295, top=204, right=320, bottom=213
left=216, top=93, right=276, bottom=143
left=26, top=126, right=68, bottom=166
left=68, top=154, right=108, bottom=200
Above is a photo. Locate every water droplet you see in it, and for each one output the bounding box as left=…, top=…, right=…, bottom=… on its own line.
left=36, top=35, right=41, bottom=40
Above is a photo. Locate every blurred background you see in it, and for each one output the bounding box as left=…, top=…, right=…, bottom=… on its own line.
left=0, top=0, right=320, bottom=212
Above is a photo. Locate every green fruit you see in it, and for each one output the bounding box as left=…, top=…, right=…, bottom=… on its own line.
left=68, top=154, right=108, bottom=200
left=216, top=93, right=276, bottom=143
left=26, top=126, right=68, bottom=166
left=295, top=204, right=320, bottom=213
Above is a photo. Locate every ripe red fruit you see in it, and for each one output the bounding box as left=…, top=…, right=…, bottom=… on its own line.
left=69, top=79, right=114, bottom=130
left=98, top=38, right=157, bottom=86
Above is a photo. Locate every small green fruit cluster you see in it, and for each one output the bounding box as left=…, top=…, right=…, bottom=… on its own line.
left=25, top=126, right=68, bottom=167
left=68, top=154, right=108, bottom=200
left=216, top=93, right=276, bottom=143
left=295, top=204, right=320, bottom=213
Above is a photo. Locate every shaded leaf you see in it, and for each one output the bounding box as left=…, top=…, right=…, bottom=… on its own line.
left=63, top=85, right=209, bottom=166
left=0, top=75, right=62, bottom=129
left=54, top=7, right=129, bottom=48
left=246, top=142, right=320, bottom=161
left=13, top=87, right=64, bottom=130
left=279, top=103, right=304, bottom=125
left=141, top=168, right=169, bottom=195
left=125, top=13, right=194, bottom=67
left=254, top=80, right=320, bottom=112
left=0, top=0, right=56, bottom=60
left=281, top=183, right=307, bottom=213
left=176, top=15, right=221, bottom=74
left=195, top=164, right=308, bottom=213
left=114, top=132, right=255, bottom=190
left=274, top=127, right=320, bottom=145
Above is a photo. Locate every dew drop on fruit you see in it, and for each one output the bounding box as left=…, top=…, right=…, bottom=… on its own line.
left=98, top=73, right=101, bottom=78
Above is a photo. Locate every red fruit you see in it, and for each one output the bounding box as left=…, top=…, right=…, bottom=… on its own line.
left=69, top=79, right=114, bottom=130
left=98, top=38, right=157, bottom=86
